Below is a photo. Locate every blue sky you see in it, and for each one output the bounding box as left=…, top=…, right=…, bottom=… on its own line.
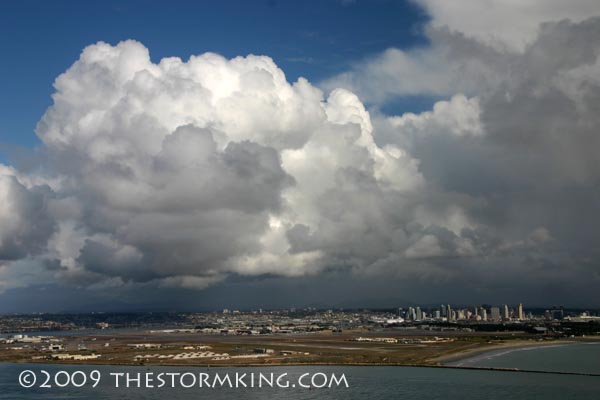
left=0, top=0, right=427, bottom=154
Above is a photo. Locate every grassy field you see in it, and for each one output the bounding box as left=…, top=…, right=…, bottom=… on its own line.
left=0, top=330, right=573, bottom=367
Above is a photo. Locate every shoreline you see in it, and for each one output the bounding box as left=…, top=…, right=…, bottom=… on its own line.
left=431, top=339, right=584, bottom=364
left=1, top=359, right=600, bottom=378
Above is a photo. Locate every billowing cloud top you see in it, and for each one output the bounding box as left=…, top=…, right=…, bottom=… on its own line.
left=1, top=40, right=434, bottom=291
left=1, top=1, right=600, bottom=306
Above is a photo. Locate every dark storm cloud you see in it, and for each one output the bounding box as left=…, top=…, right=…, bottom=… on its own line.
left=0, top=173, right=55, bottom=261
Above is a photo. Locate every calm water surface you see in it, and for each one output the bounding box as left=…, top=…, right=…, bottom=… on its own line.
left=449, top=342, right=600, bottom=374
left=1, top=362, right=599, bottom=399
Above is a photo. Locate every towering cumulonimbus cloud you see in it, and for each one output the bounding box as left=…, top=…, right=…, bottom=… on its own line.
left=2, top=40, right=472, bottom=291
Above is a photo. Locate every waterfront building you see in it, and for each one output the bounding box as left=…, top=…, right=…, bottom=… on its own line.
left=479, top=308, right=487, bottom=321
left=503, top=304, right=510, bottom=320
left=446, top=305, right=453, bottom=321
left=518, top=303, right=524, bottom=320
left=490, top=307, right=500, bottom=321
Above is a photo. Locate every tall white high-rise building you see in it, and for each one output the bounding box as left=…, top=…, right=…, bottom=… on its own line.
left=479, top=308, right=487, bottom=321
left=518, top=303, right=524, bottom=320
left=503, top=304, right=510, bottom=320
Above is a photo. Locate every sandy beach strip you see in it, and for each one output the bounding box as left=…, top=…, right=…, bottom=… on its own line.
left=430, top=340, right=577, bottom=365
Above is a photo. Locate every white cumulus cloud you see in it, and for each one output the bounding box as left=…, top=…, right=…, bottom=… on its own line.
left=1, top=40, right=479, bottom=292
